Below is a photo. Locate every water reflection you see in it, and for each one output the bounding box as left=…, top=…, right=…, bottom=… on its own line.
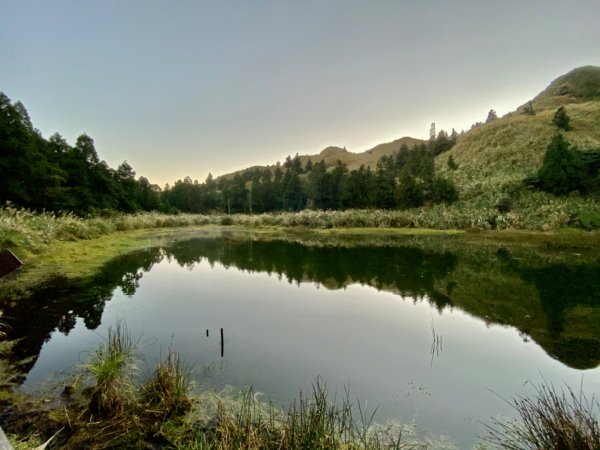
left=1, top=234, right=599, bottom=385
left=497, top=247, right=600, bottom=369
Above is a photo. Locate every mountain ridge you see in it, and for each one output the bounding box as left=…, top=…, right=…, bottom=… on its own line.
left=219, top=136, right=423, bottom=180
left=220, top=66, right=600, bottom=183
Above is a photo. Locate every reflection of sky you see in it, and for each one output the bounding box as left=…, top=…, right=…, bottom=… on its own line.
left=25, top=259, right=600, bottom=448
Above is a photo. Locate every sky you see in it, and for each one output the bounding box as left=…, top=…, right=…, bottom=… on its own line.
left=1, top=1, right=599, bottom=187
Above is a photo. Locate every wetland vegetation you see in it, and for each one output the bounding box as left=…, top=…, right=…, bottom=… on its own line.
left=1, top=225, right=600, bottom=448
left=2, top=66, right=600, bottom=449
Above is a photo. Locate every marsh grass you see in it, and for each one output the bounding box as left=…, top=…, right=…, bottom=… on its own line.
left=485, top=381, right=600, bottom=449
left=13, top=322, right=599, bottom=449
left=20, top=323, right=443, bottom=449
left=81, top=320, right=139, bottom=419
left=2, top=202, right=598, bottom=267
left=141, top=348, right=193, bottom=420
left=194, top=379, right=430, bottom=450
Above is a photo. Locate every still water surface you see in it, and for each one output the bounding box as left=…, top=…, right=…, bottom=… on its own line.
left=5, top=232, right=600, bottom=447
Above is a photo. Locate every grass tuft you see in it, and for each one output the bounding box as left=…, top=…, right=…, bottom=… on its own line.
left=142, top=348, right=193, bottom=420
left=82, top=320, right=138, bottom=419
left=485, top=381, right=600, bottom=449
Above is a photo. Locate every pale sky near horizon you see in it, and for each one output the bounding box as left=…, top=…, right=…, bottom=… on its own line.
left=2, top=1, right=599, bottom=187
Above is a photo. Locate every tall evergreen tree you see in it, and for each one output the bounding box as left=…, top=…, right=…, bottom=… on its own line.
left=486, top=109, right=498, bottom=123
left=552, top=106, right=572, bottom=131
left=537, top=133, right=584, bottom=195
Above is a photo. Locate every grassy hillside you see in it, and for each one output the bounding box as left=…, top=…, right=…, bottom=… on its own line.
left=433, top=66, right=600, bottom=226
left=216, top=67, right=600, bottom=229
left=436, top=101, right=600, bottom=199
left=526, top=65, right=600, bottom=111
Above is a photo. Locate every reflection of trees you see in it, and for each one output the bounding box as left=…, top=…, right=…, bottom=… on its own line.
left=164, top=238, right=457, bottom=310
left=1, top=239, right=458, bottom=383
left=497, top=249, right=600, bottom=369
left=3, top=236, right=600, bottom=383
left=0, top=248, right=164, bottom=382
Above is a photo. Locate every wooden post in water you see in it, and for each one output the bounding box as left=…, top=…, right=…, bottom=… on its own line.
left=206, top=329, right=209, bottom=337
left=220, top=328, right=224, bottom=357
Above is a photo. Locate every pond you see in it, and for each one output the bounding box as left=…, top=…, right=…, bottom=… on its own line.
left=2, top=230, right=600, bottom=447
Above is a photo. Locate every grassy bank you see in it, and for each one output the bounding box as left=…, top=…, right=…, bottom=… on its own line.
left=2, top=206, right=599, bottom=296
left=2, top=199, right=599, bottom=259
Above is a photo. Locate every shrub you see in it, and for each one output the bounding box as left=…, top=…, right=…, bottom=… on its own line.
left=496, top=195, right=514, bottom=213
left=220, top=216, right=234, bottom=226
left=447, top=155, right=459, bottom=170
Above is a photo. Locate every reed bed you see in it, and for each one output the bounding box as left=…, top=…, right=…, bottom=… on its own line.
left=2, top=200, right=598, bottom=258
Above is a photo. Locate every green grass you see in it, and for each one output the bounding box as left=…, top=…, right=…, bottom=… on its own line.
left=81, top=320, right=139, bottom=419
left=485, top=381, right=600, bottom=449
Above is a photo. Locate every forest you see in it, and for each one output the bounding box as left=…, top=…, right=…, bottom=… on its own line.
left=3, top=92, right=597, bottom=218
left=1, top=91, right=458, bottom=216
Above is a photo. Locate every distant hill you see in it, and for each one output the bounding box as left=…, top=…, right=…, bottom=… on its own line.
left=219, top=136, right=423, bottom=180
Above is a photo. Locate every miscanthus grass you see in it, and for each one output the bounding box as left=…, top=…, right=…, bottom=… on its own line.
left=2, top=200, right=598, bottom=259
left=484, top=381, right=600, bottom=450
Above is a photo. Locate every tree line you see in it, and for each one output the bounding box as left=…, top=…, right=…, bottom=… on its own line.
left=1, top=91, right=459, bottom=215
left=162, top=133, right=459, bottom=214
left=0, top=92, right=161, bottom=215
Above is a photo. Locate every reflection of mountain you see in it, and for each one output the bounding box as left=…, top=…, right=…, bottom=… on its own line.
left=1, top=236, right=599, bottom=382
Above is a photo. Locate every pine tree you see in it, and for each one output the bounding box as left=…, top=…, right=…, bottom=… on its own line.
left=552, top=106, right=572, bottom=131
left=537, top=133, right=584, bottom=195
left=486, top=109, right=497, bottom=123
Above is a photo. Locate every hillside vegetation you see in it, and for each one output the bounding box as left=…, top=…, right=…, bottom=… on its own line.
left=1, top=66, right=599, bottom=230
left=435, top=66, right=600, bottom=226
left=216, top=66, right=600, bottom=229
left=436, top=101, right=600, bottom=197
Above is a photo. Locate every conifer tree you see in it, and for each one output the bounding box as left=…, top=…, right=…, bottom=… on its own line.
left=552, top=106, right=572, bottom=131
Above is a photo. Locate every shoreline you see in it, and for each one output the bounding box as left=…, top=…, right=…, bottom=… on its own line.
left=2, top=217, right=599, bottom=297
